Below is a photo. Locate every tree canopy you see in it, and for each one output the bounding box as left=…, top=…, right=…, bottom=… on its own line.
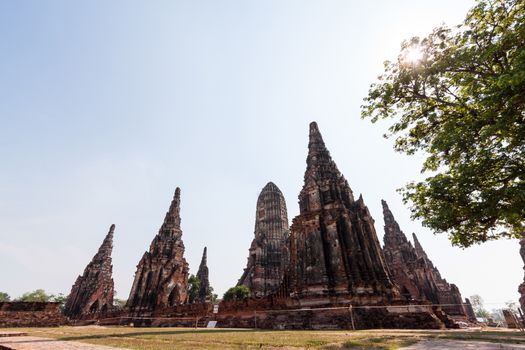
left=16, top=289, right=52, bottom=302
left=469, top=294, right=490, bottom=318
left=15, top=289, right=66, bottom=304
left=362, top=0, right=525, bottom=247
left=187, top=274, right=201, bottom=303
left=0, top=292, right=10, bottom=302
left=222, top=285, right=250, bottom=301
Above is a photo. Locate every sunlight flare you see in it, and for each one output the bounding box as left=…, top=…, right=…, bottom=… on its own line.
left=402, top=46, right=424, bottom=65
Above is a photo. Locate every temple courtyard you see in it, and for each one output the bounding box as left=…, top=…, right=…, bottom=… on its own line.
left=0, top=327, right=524, bottom=350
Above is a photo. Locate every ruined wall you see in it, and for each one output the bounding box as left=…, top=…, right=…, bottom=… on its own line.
left=216, top=297, right=445, bottom=330
left=129, top=302, right=213, bottom=327
left=0, top=302, right=67, bottom=327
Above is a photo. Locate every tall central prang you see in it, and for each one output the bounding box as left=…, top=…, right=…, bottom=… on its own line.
left=238, top=182, right=290, bottom=297
left=288, top=122, right=397, bottom=302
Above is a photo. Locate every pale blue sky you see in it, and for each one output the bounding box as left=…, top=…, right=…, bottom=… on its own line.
left=0, top=0, right=520, bottom=309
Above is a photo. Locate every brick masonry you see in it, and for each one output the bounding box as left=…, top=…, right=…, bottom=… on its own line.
left=0, top=303, right=66, bottom=327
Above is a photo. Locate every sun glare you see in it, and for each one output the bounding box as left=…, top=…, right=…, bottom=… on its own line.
left=402, top=46, right=424, bottom=65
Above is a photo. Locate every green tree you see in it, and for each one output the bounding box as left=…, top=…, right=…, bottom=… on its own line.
left=207, top=285, right=218, bottom=303
left=469, top=294, right=490, bottom=318
left=222, top=285, right=250, bottom=301
left=50, top=293, right=67, bottom=305
left=187, top=275, right=201, bottom=303
left=210, top=292, right=219, bottom=303
left=16, top=289, right=52, bottom=302
left=505, top=300, right=519, bottom=312
left=362, top=0, right=525, bottom=247
left=0, top=292, right=11, bottom=302
left=113, top=299, right=127, bottom=309
left=490, top=308, right=505, bottom=323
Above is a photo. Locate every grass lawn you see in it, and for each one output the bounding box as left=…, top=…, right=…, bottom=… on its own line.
left=1, top=326, right=524, bottom=350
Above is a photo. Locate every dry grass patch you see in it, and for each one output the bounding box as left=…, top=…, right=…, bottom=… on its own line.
left=1, top=327, right=523, bottom=349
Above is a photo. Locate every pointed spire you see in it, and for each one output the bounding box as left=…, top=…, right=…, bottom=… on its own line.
left=164, top=187, right=181, bottom=227
left=94, top=224, right=114, bottom=262
left=103, top=224, right=115, bottom=244
left=412, top=233, right=428, bottom=259
left=64, top=225, right=115, bottom=317
left=381, top=200, right=394, bottom=222
left=382, top=200, right=408, bottom=245
left=197, top=246, right=210, bottom=302
left=199, top=246, right=207, bottom=268
left=303, top=121, right=345, bottom=184
left=306, top=122, right=331, bottom=171
left=308, top=121, right=328, bottom=155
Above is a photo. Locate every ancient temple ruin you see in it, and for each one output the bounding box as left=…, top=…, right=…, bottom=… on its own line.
left=55, top=122, right=466, bottom=330
left=238, top=182, right=290, bottom=297
left=381, top=201, right=421, bottom=301
left=286, top=122, right=397, bottom=302
left=209, top=122, right=447, bottom=329
left=411, top=233, right=468, bottom=317
left=381, top=200, right=471, bottom=319
left=127, top=188, right=189, bottom=310
left=196, top=247, right=211, bottom=303
left=63, top=224, right=115, bottom=318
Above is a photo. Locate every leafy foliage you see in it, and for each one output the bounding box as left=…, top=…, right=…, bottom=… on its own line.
left=16, top=289, right=52, bottom=302
left=50, top=293, right=67, bottom=304
left=210, top=292, right=219, bottom=303
left=505, top=300, right=519, bottom=312
left=362, top=0, right=525, bottom=247
left=188, top=274, right=217, bottom=303
left=187, top=274, right=201, bottom=303
left=15, top=289, right=67, bottom=304
left=469, top=294, right=490, bottom=318
left=113, top=298, right=127, bottom=309
left=208, top=286, right=218, bottom=303
left=490, top=308, right=505, bottom=323
left=222, top=285, right=250, bottom=301
left=0, top=292, right=10, bottom=302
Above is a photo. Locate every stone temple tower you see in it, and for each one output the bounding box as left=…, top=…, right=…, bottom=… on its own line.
left=64, top=224, right=115, bottom=318
left=238, top=182, right=290, bottom=297
left=287, top=122, right=397, bottom=302
left=196, top=247, right=211, bottom=303
left=381, top=200, right=424, bottom=300
left=127, top=188, right=189, bottom=310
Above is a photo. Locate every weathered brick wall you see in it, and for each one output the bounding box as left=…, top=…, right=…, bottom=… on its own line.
left=216, top=302, right=445, bottom=330
left=216, top=297, right=446, bottom=330
left=0, top=302, right=67, bottom=327
left=219, top=296, right=286, bottom=312
left=115, top=297, right=449, bottom=330
left=63, top=297, right=452, bottom=330
left=75, top=302, right=215, bottom=327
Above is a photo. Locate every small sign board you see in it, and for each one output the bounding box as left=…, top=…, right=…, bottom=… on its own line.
left=207, top=321, right=217, bottom=328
